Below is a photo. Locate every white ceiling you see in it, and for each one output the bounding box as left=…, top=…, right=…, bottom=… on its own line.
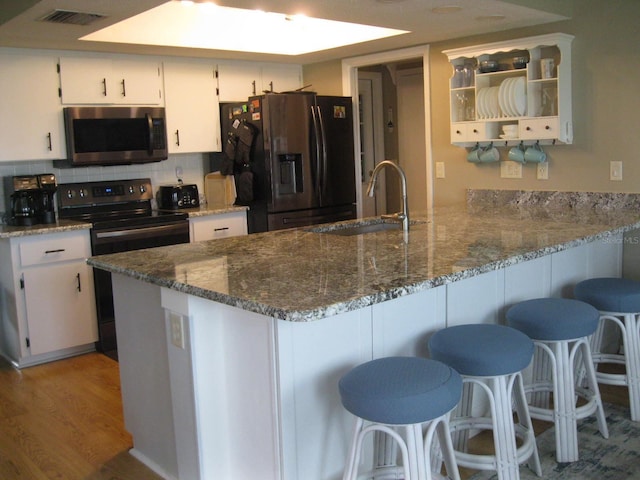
left=0, top=0, right=570, bottom=64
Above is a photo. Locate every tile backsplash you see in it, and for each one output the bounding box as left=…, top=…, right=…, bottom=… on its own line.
left=0, top=153, right=208, bottom=215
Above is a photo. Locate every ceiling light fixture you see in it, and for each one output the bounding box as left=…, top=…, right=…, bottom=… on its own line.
left=476, top=14, right=507, bottom=21
left=431, top=6, right=463, bottom=14
left=80, top=1, right=409, bottom=55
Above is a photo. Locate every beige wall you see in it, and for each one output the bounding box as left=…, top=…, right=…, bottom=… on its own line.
left=305, top=0, right=640, bottom=206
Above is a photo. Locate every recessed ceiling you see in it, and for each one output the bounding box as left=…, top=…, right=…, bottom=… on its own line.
left=81, top=2, right=409, bottom=56
left=0, top=0, right=570, bottom=64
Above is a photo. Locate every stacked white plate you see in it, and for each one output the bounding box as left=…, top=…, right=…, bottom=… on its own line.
left=477, top=86, right=502, bottom=119
left=498, top=77, right=526, bottom=117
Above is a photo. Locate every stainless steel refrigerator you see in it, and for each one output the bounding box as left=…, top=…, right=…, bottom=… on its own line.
left=220, top=93, right=357, bottom=233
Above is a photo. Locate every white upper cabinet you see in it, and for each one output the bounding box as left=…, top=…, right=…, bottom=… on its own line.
left=59, top=56, right=162, bottom=105
left=217, top=61, right=302, bottom=102
left=0, top=48, right=66, bottom=161
left=163, top=60, right=221, bottom=153
left=443, top=33, right=573, bottom=146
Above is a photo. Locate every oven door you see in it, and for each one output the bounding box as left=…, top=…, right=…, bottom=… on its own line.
left=91, top=220, right=189, bottom=358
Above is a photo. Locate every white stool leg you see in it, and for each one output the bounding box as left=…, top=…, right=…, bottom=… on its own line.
left=550, top=341, right=579, bottom=463
left=343, top=417, right=363, bottom=480
left=452, top=382, right=473, bottom=451
left=513, top=372, right=542, bottom=476
left=625, top=313, right=640, bottom=421
left=490, top=375, right=520, bottom=480
left=428, top=412, right=461, bottom=480
left=578, top=339, right=609, bottom=438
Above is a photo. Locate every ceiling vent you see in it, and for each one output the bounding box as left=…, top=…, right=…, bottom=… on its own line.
left=39, top=9, right=107, bottom=26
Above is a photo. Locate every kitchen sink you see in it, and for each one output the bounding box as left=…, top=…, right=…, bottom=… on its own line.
left=308, top=219, right=423, bottom=236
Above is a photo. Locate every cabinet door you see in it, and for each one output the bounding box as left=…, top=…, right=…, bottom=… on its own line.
left=59, top=56, right=162, bottom=105
left=59, top=57, right=114, bottom=104
left=190, top=212, right=247, bottom=242
left=217, top=62, right=262, bottom=102
left=112, top=58, right=162, bottom=105
left=0, top=50, right=65, bottom=161
left=260, top=64, right=302, bottom=93
left=164, top=61, right=221, bottom=153
left=23, top=261, right=97, bottom=356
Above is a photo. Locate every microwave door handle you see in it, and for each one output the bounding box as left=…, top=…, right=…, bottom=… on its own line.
left=146, top=113, right=154, bottom=155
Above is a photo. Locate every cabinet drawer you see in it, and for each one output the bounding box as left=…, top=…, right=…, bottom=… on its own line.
left=19, top=232, right=90, bottom=267
left=519, top=118, right=558, bottom=140
left=451, top=122, right=498, bottom=143
left=190, top=212, right=247, bottom=242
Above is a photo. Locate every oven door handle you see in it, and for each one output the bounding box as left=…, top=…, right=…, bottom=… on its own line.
left=94, top=223, right=188, bottom=243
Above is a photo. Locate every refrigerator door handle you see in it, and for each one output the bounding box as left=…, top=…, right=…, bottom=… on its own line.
left=310, top=105, right=322, bottom=198
left=315, top=105, right=329, bottom=203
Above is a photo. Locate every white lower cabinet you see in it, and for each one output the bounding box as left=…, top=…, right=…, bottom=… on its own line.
left=189, top=211, right=248, bottom=242
left=0, top=230, right=98, bottom=367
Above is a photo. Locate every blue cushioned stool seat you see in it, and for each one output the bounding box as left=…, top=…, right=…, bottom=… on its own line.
left=506, top=297, right=609, bottom=463
left=339, top=356, right=463, bottom=480
left=575, top=277, right=640, bottom=313
left=339, top=356, right=462, bottom=425
left=506, top=298, right=600, bottom=340
left=428, top=324, right=534, bottom=377
left=428, top=324, right=541, bottom=480
left=575, top=277, right=640, bottom=422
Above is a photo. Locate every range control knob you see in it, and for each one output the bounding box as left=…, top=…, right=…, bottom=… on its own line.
left=79, top=188, right=87, bottom=198
left=139, top=184, right=147, bottom=193
left=66, top=189, right=75, bottom=199
left=128, top=185, right=135, bottom=194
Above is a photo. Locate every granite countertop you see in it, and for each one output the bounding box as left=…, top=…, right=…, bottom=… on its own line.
left=88, top=202, right=640, bottom=322
left=160, top=204, right=248, bottom=218
left=0, top=205, right=247, bottom=238
left=0, top=219, right=90, bottom=238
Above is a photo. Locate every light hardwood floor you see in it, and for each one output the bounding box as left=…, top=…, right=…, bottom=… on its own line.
left=0, top=353, right=162, bottom=480
left=0, top=353, right=630, bottom=480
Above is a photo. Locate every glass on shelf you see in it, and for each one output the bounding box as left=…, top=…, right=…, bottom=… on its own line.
left=452, top=65, right=465, bottom=88
left=541, top=85, right=558, bottom=116
left=454, top=92, right=474, bottom=121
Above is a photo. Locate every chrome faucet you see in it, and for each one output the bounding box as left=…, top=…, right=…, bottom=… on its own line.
left=366, top=160, right=409, bottom=233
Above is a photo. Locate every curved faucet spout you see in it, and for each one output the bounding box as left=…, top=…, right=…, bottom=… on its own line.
left=366, top=160, right=409, bottom=233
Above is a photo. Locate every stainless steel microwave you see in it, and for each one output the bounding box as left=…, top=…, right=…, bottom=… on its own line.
left=55, top=106, right=168, bottom=167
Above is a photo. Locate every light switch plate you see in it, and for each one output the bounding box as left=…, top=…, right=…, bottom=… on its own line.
left=169, top=312, right=185, bottom=349
left=610, top=161, right=623, bottom=181
left=501, top=161, right=522, bottom=179
left=435, top=162, right=445, bottom=178
left=537, top=162, right=549, bottom=180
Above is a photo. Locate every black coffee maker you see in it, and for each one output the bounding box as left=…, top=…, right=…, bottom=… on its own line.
left=37, top=174, right=57, bottom=224
left=5, top=174, right=57, bottom=226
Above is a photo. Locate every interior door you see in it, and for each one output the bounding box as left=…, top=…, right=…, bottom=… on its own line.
left=396, top=69, right=428, bottom=212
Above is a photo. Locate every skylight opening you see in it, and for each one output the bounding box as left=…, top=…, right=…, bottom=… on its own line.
left=80, top=2, right=409, bottom=56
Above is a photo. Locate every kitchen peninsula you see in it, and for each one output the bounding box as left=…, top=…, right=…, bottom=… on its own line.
left=88, top=192, right=640, bottom=480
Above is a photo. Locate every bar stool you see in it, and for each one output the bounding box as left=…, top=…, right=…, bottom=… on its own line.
left=506, top=298, right=609, bottom=463
left=338, top=356, right=462, bottom=480
left=428, top=324, right=541, bottom=480
left=575, top=277, right=640, bottom=421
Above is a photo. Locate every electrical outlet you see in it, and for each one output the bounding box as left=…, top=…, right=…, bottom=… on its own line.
left=610, top=161, right=623, bottom=181
left=169, top=312, right=185, bottom=349
left=501, top=161, right=522, bottom=179
left=175, top=166, right=183, bottom=180
left=537, top=162, right=549, bottom=180
left=435, top=162, right=445, bottom=178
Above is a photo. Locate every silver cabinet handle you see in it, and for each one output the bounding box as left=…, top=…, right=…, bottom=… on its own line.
left=76, top=272, right=82, bottom=292
left=45, top=248, right=65, bottom=254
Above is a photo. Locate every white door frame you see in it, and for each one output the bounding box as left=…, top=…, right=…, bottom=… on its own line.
left=358, top=71, right=386, bottom=216
left=342, top=45, right=433, bottom=217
